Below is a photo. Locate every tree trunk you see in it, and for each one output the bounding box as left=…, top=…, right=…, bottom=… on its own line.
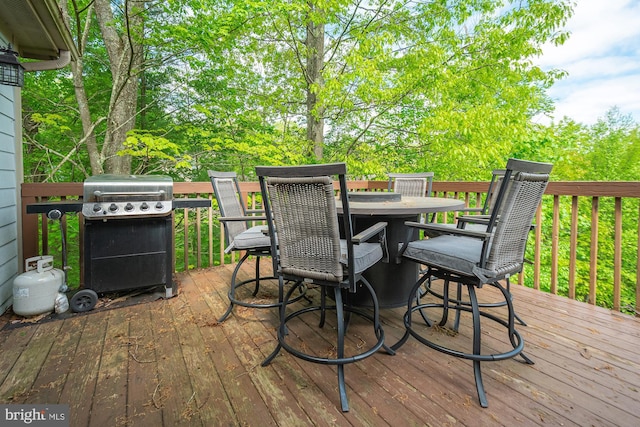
left=306, top=11, right=325, bottom=161
left=93, top=0, right=145, bottom=175
left=60, top=1, right=104, bottom=175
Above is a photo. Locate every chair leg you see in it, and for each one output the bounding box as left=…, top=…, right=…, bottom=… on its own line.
left=505, top=278, right=527, bottom=326
left=333, top=287, right=349, bottom=412
left=391, top=272, right=431, bottom=351
left=219, top=254, right=307, bottom=323
left=252, top=256, right=261, bottom=296
left=396, top=274, right=531, bottom=408
left=416, top=274, right=433, bottom=327
left=263, top=277, right=386, bottom=412
left=359, top=277, right=395, bottom=356
left=438, top=278, right=451, bottom=327
left=262, top=276, right=287, bottom=367
left=453, top=282, right=463, bottom=331
left=319, top=286, right=327, bottom=328
left=498, top=282, right=535, bottom=366
left=467, top=284, right=489, bottom=408
left=218, top=251, right=250, bottom=322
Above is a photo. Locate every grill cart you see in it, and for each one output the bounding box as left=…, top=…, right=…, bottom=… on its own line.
left=26, top=174, right=210, bottom=312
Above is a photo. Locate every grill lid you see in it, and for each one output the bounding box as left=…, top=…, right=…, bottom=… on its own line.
left=82, top=174, right=173, bottom=218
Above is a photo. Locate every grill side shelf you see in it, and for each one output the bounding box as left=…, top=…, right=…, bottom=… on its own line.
left=26, top=201, right=83, bottom=214
left=173, top=198, right=211, bottom=209
left=26, top=199, right=210, bottom=215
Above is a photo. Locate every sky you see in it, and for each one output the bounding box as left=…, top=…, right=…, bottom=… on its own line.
left=535, top=0, right=640, bottom=125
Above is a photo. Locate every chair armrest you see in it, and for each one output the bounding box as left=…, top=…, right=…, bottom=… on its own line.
left=457, top=215, right=535, bottom=232
left=404, top=221, right=490, bottom=239
left=457, top=207, right=484, bottom=213
left=457, top=215, right=491, bottom=227
left=352, top=221, right=388, bottom=244
left=219, top=215, right=267, bottom=222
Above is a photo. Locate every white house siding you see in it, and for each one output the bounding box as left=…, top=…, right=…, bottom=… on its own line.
left=0, top=83, right=19, bottom=314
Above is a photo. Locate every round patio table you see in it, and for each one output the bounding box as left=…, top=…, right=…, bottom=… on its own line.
left=336, top=195, right=465, bottom=308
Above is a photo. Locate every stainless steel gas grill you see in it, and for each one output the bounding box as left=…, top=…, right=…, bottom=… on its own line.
left=82, top=174, right=174, bottom=219
left=26, top=174, right=210, bottom=312
left=81, top=175, right=175, bottom=312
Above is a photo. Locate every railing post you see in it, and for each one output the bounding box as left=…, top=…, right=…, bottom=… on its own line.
left=21, top=191, right=40, bottom=263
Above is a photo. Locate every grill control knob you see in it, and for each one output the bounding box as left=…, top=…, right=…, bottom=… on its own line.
left=93, top=203, right=102, bottom=213
left=155, top=202, right=164, bottom=210
left=140, top=202, right=149, bottom=211
left=108, top=203, right=118, bottom=212
left=125, top=203, right=134, bottom=212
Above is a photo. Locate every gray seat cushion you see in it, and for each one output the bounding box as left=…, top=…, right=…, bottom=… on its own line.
left=229, top=225, right=271, bottom=251
left=401, top=235, right=483, bottom=277
left=340, top=240, right=383, bottom=274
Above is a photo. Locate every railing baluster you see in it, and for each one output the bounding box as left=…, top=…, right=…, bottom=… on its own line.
left=184, top=207, right=189, bottom=271
left=636, top=203, right=640, bottom=316
left=569, top=196, right=578, bottom=300
left=196, top=200, right=202, bottom=269
left=614, top=197, right=622, bottom=312
left=534, top=205, right=542, bottom=290
left=590, top=197, right=599, bottom=305
left=551, top=195, right=560, bottom=294
left=208, top=197, right=214, bottom=266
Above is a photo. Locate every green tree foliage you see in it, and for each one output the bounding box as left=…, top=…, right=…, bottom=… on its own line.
left=22, top=0, right=574, bottom=182
left=186, top=0, right=574, bottom=179
left=519, top=108, right=640, bottom=313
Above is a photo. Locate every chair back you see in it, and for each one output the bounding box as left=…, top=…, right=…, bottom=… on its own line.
left=388, top=172, right=434, bottom=197
left=256, top=163, right=354, bottom=286
left=482, top=169, right=506, bottom=215
left=481, top=159, right=551, bottom=276
left=208, top=170, right=248, bottom=245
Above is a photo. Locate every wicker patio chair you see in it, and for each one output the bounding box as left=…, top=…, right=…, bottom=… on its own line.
left=388, top=172, right=435, bottom=225
left=456, top=169, right=506, bottom=225
left=391, top=158, right=552, bottom=407
left=387, top=172, right=434, bottom=197
left=208, top=170, right=305, bottom=322
left=257, top=163, right=394, bottom=412
left=454, top=169, right=528, bottom=326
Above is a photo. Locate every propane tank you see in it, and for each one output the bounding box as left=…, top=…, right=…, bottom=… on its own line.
left=13, top=256, right=64, bottom=316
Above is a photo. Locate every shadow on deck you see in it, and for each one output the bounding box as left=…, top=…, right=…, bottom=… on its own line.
left=1, top=261, right=639, bottom=426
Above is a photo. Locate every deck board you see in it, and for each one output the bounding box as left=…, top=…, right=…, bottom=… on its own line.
left=59, top=310, right=107, bottom=427
left=23, top=316, right=85, bottom=405
left=126, top=304, right=163, bottom=426
left=1, top=261, right=639, bottom=426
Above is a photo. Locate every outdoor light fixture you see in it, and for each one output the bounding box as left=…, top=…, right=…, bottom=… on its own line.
left=0, top=46, right=24, bottom=87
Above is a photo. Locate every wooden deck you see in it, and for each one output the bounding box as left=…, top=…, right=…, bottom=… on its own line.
left=1, top=261, right=639, bottom=426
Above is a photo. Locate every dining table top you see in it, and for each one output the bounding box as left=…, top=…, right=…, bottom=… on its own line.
left=336, top=194, right=465, bottom=216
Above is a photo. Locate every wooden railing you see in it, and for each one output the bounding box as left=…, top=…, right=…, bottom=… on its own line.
left=21, top=180, right=640, bottom=316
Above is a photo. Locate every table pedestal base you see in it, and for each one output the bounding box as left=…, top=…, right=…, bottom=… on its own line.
left=348, top=215, right=419, bottom=308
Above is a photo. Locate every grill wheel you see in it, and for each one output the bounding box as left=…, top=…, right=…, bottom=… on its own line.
left=70, top=289, right=98, bottom=312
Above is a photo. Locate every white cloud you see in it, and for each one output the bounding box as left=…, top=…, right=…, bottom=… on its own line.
left=537, top=0, right=640, bottom=124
